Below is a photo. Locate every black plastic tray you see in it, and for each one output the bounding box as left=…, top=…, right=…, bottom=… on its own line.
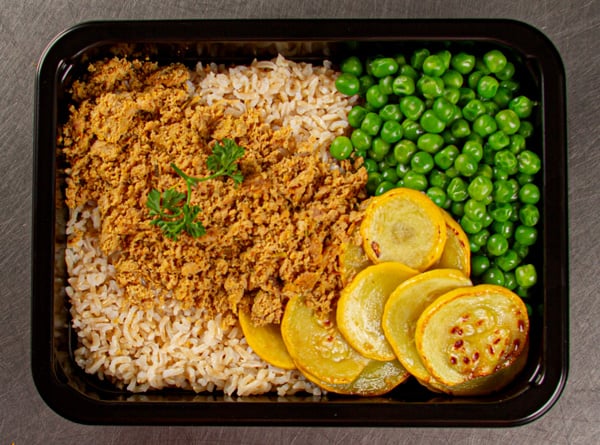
left=32, top=19, right=568, bottom=426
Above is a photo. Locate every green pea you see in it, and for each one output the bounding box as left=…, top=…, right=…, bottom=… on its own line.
left=518, top=150, right=542, bottom=175
left=454, top=153, right=478, bottom=177
left=329, top=136, right=354, bottom=160
left=340, top=56, right=363, bottom=76
left=359, top=75, right=376, bottom=95
left=472, top=114, right=498, bottom=137
left=471, top=228, right=491, bottom=247
left=483, top=100, right=500, bottom=116
left=500, top=79, right=520, bottom=93
left=375, top=180, right=396, bottom=196
left=482, top=266, right=505, bottom=286
left=366, top=172, right=382, bottom=194
left=432, top=97, right=457, bottom=124
left=420, top=110, right=446, bottom=134
left=363, top=158, right=379, bottom=173
left=471, top=254, right=491, bottom=277
left=468, top=175, right=494, bottom=201
left=396, top=162, right=410, bottom=178
left=493, top=87, right=513, bottom=109
left=492, top=220, right=514, bottom=239
left=519, top=204, right=540, bottom=226
left=400, top=96, right=426, bottom=121
left=422, top=55, right=447, bottom=77
left=477, top=75, right=500, bottom=99
left=488, top=131, right=511, bottom=151
left=519, top=183, right=540, bottom=204
left=489, top=202, right=513, bottom=222
left=411, top=151, right=435, bottom=174
left=464, top=198, right=487, bottom=222
left=467, top=71, right=485, bottom=90
left=494, top=150, right=518, bottom=174
left=429, top=169, right=449, bottom=189
left=509, top=134, right=527, bottom=154
left=495, top=249, right=520, bottom=272
left=476, top=163, right=494, bottom=179
left=509, top=96, right=535, bottom=118
left=462, top=140, right=483, bottom=162
left=515, top=264, right=537, bottom=288
left=417, top=133, right=445, bottom=154
left=392, top=75, right=416, bottom=96
left=380, top=120, right=404, bottom=144
left=366, top=84, right=389, bottom=109
left=487, top=233, right=509, bottom=256
left=410, top=48, right=430, bottom=70
left=399, top=64, right=419, bottom=80
left=495, top=109, right=521, bottom=135
left=379, top=104, right=403, bottom=121
left=460, top=215, right=483, bottom=234
left=496, top=62, right=515, bottom=81
left=378, top=75, right=395, bottom=95
left=447, top=177, right=469, bottom=202
left=335, top=73, right=360, bottom=96
left=436, top=50, right=452, bottom=69
left=361, top=112, right=383, bottom=136
left=434, top=144, right=460, bottom=169
left=458, top=87, right=476, bottom=106
left=451, top=52, right=476, bottom=75
left=518, top=120, right=535, bottom=138
left=503, top=271, right=518, bottom=290
left=417, top=75, right=445, bottom=99
left=347, top=105, right=369, bottom=128
left=451, top=119, right=471, bottom=139
left=483, top=49, right=508, bottom=74
left=462, top=99, right=486, bottom=122
left=443, top=87, right=461, bottom=105
left=442, top=69, right=464, bottom=89
left=493, top=167, right=510, bottom=181
left=514, top=225, right=538, bottom=246
left=383, top=152, right=398, bottom=168
left=402, top=119, right=425, bottom=141
left=393, top=139, right=417, bottom=164
left=371, top=137, right=391, bottom=160
left=381, top=167, right=399, bottom=183
left=350, top=128, right=372, bottom=151
left=403, top=170, right=428, bottom=191
left=513, top=241, right=530, bottom=260
left=442, top=129, right=458, bottom=146
left=370, top=57, right=399, bottom=78
left=451, top=201, right=465, bottom=218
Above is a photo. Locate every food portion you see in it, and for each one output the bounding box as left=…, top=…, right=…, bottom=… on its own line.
left=60, top=44, right=539, bottom=398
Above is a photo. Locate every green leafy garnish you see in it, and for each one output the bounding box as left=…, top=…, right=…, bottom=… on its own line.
left=146, top=138, right=245, bottom=240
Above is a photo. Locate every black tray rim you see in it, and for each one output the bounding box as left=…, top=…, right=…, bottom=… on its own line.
left=31, top=18, right=569, bottom=427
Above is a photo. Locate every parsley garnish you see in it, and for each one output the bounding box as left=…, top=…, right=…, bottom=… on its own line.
left=146, top=139, right=245, bottom=240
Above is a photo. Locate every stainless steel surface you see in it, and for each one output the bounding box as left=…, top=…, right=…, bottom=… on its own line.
left=1, top=0, right=597, bottom=443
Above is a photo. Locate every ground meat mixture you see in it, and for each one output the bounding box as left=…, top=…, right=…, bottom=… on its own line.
left=59, top=57, right=367, bottom=328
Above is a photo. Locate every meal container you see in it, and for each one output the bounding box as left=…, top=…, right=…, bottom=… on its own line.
left=32, top=19, right=568, bottom=426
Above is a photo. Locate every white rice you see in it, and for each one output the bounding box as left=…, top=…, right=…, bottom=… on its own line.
left=66, top=55, right=356, bottom=396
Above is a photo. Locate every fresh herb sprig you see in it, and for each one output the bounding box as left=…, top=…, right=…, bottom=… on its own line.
left=146, top=138, right=245, bottom=240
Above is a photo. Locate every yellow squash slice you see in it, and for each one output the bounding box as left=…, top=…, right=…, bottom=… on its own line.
left=281, top=295, right=369, bottom=385
left=238, top=310, right=296, bottom=370
left=415, top=284, right=530, bottom=387
left=381, top=269, right=472, bottom=383
left=301, top=359, right=410, bottom=396
left=337, top=262, right=418, bottom=361
left=339, top=239, right=373, bottom=286
left=418, top=341, right=530, bottom=396
left=436, top=209, right=471, bottom=277
left=360, top=188, right=447, bottom=271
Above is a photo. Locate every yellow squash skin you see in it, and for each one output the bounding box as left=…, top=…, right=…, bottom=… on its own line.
left=381, top=269, right=472, bottom=383
left=281, top=295, right=369, bottom=385
left=337, top=262, right=419, bottom=361
left=301, top=359, right=410, bottom=396
left=238, top=310, right=296, bottom=370
left=415, top=284, right=530, bottom=387
left=436, top=209, right=471, bottom=277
